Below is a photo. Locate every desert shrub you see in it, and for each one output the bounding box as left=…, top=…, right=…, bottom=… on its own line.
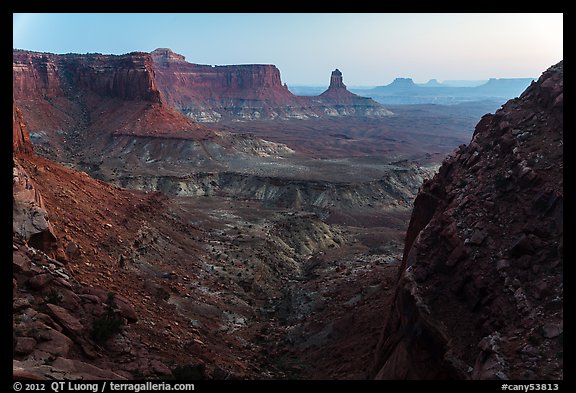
left=45, top=289, right=62, bottom=304
left=91, top=292, right=124, bottom=344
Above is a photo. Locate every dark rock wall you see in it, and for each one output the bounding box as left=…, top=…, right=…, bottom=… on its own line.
left=373, top=62, right=563, bottom=380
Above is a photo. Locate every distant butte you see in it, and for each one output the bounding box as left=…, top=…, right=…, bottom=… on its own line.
left=320, top=68, right=361, bottom=99
left=329, top=69, right=346, bottom=89
left=316, top=69, right=393, bottom=117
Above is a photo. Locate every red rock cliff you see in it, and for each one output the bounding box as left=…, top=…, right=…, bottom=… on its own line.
left=13, top=50, right=212, bottom=144
left=151, top=48, right=292, bottom=101
left=373, top=61, right=563, bottom=380
left=151, top=49, right=392, bottom=121
left=13, top=51, right=64, bottom=99
left=13, top=50, right=161, bottom=102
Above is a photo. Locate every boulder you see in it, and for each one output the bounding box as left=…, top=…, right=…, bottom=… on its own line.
left=12, top=161, right=57, bottom=253
left=27, top=274, right=54, bottom=290
left=35, top=328, right=74, bottom=357
left=14, top=337, right=37, bottom=355
left=46, top=304, right=84, bottom=335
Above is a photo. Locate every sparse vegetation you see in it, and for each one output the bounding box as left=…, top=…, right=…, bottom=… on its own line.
left=171, top=364, right=206, bottom=380
left=91, top=292, right=124, bottom=344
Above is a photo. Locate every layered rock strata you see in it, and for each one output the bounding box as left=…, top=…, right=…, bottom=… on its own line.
left=12, top=49, right=212, bottom=147
left=150, top=49, right=391, bottom=121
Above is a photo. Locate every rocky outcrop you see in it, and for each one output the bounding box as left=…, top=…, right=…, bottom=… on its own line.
left=112, top=163, right=431, bottom=214
left=13, top=160, right=57, bottom=254
left=386, top=78, right=418, bottom=90
left=13, top=102, right=33, bottom=155
left=151, top=48, right=308, bottom=121
left=12, top=238, right=146, bottom=380
left=58, top=52, right=161, bottom=102
left=13, top=103, right=57, bottom=254
left=149, top=47, right=187, bottom=63
left=153, top=51, right=289, bottom=98
left=373, top=62, right=563, bottom=379
left=328, top=69, right=345, bottom=89
left=13, top=49, right=391, bottom=164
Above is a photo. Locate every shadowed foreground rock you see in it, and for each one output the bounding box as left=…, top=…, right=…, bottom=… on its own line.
left=373, top=61, right=563, bottom=380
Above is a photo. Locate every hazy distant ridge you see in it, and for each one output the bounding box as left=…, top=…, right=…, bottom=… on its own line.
left=290, top=77, right=535, bottom=105
left=357, top=77, right=535, bottom=105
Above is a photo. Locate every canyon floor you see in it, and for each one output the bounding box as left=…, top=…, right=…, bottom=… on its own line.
left=14, top=106, right=492, bottom=380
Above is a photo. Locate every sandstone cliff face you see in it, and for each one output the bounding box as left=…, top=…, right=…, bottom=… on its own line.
left=13, top=159, right=58, bottom=255
left=151, top=48, right=308, bottom=121
left=373, top=62, right=563, bottom=380
left=151, top=48, right=290, bottom=98
left=13, top=48, right=392, bottom=144
left=13, top=50, right=159, bottom=102
left=13, top=51, right=64, bottom=99
left=13, top=50, right=210, bottom=148
left=154, top=57, right=288, bottom=98
left=58, top=53, right=161, bottom=102
left=151, top=49, right=391, bottom=121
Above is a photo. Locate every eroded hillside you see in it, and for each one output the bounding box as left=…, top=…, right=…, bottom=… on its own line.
left=13, top=48, right=550, bottom=381
left=13, top=102, right=416, bottom=379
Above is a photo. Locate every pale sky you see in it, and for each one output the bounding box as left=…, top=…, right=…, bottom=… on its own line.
left=13, top=13, right=563, bottom=86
